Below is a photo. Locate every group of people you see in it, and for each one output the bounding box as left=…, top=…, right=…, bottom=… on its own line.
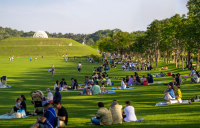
left=189, top=67, right=200, bottom=83
left=91, top=101, right=139, bottom=126
left=122, top=61, right=154, bottom=71
left=121, top=72, right=154, bottom=88
left=163, top=73, right=183, bottom=103
left=54, top=78, right=80, bottom=91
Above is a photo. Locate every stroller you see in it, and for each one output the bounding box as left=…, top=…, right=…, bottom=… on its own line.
left=30, top=90, right=45, bottom=115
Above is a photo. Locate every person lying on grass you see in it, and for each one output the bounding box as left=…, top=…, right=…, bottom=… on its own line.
left=122, top=101, right=137, bottom=122
left=7, top=95, right=26, bottom=116
left=109, top=100, right=123, bottom=124
left=53, top=100, right=68, bottom=127
left=30, top=103, right=56, bottom=128
left=163, top=83, right=175, bottom=103
left=161, top=65, right=168, bottom=70
left=101, top=83, right=108, bottom=94
left=91, top=102, right=113, bottom=126
left=175, top=84, right=182, bottom=103
left=92, top=81, right=101, bottom=95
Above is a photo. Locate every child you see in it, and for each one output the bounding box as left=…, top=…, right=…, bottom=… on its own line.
left=84, top=76, right=89, bottom=86
left=175, top=84, right=182, bottom=103
left=101, top=83, right=108, bottom=94
left=15, top=98, right=21, bottom=108
left=65, top=57, right=68, bottom=62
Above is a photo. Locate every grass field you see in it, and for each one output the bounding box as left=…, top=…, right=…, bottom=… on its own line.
left=0, top=57, right=200, bottom=128
left=0, top=37, right=100, bottom=57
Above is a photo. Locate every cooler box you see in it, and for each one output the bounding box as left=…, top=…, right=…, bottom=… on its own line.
left=167, top=72, right=172, bottom=76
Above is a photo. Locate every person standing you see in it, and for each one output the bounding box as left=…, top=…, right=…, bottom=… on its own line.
left=190, top=57, right=193, bottom=70
left=51, top=65, right=55, bottom=77
left=30, top=57, right=32, bottom=61
left=77, top=62, right=82, bottom=74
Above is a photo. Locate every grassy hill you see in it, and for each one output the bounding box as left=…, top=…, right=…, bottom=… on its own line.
left=0, top=37, right=100, bottom=57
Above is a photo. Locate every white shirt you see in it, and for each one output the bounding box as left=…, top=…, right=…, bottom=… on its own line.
left=46, top=92, right=53, bottom=101
left=54, top=83, right=59, bottom=90
left=78, top=63, right=82, bottom=68
left=15, top=102, right=21, bottom=108
left=84, top=85, right=92, bottom=89
left=124, top=106, right=137, bottom=122
left=121, top=81, right=126, bottom=89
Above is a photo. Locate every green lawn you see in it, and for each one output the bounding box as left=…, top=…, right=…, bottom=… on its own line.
left=0, top=57, right=199, bottom=128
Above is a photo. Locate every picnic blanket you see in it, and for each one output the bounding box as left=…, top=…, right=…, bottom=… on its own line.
left=155, top=99, right=200, bottom=106
left=0, top=85, right=11, bottom=88
left=149, top=82, right=165, bottom=85
left=133, top=118, right=145, bottom=122
left=111, top=87, right=135, bottom=90
left=0, top=113, right=32, bottom=119
left=108, top=90, right=115, bottom=94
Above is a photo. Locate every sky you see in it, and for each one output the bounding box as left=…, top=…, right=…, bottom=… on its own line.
left=0, top=0, right=188, bottom=34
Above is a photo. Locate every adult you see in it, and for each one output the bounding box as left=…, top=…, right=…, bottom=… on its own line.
left=178, top=73, right=182, bottom=84
left=91, top=102, right=113, bottom=126
left=7, top=95, right=26, bottom=116
left=136, top=74, right=141, bottom=84
left=163, top=82, right=175, bottom=103
left=53, top=100, right=68, bottom=127
left=123, top=101, right=137, bottom=122
left=30, top=103, right=56, bottom=128
left=147, top=62, right=150, bottom=70
left=128, top=75, right=133, bottom=86
left=51, top=65, right=55, bottom=77
left=109, top=101, right=122, bottom=124
left=84, top=76, right=89, bottom=86
left=45, top=88, right=53, bottom=102
left=92, top=81, right=101, bottom=95
left=175, top=74, right=180, bottom=85
left=53, top=87, right=61, bottom=101
left=126, top=76, right=129, bottom=83
left=60, top=78, right=67, bottom=91
left=71, top=78, right=75, bottom=89
left=77, top=62, right=82, bottom=74
left=54, top=80, right=59, bottom=91
left=121, top=78, right=126, bottom=89
left=190, top=71, right=199, bottom=83
left=190, top=57, right=193, bottom=70
left=73, top=79, right=79, bottom=90
left=147, top=74, right=153, bottom=83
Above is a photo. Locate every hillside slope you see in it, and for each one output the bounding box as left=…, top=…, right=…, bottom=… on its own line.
left=0, top=37, right=100, bottom=57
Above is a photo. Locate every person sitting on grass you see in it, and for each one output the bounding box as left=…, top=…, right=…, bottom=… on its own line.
left=53, top=87, right=61, bottom=101
left=30, top=103, right=56, bottom=128
left=44, top=88, right=53, bottom=105
left=109, top=100, right=122, bottom=124
left=54, top=80, right=59, bottom=90
left=163, top=82, right=175, bottom=103
left=122, top=101, right=137, bottom=122
left=84, top=76, right=89, bottom=86
left=136, top=73, right=141, bottom=84
left=7, top=95, right=26, bottom=116
left=126, top=76, right=129, bottom=84
left=121, top=78, right=126, bottom=89
left=147, top=74, right=153, bottom=83
left=128, top=75, right=134, bottom=86
left=92, top=81, right=101, bottom=95
left=190, top=71, right=199, bottom=83
left=175, top=84, right=182, bottom=103
left=60, top=78, right=67, bottom=91
left=189, top=67, right=196, bottom=76
left=177, top=73, right=183, bottom=84
left=93, top=77, right=98, bottom=85
left=71, top=78, right=75, bottom=89
left=175, top=74, right=180, bottom=86
left=91, top=102, right=113, bottom=126
left=160, top=72, right=165, bottom=77
left=161, top=65, right=168, bottom=70
left=141, top=75, right=148, bottom=85
left=101, top=83, right=108, bottom=94
left=172, top=74, right=176, bottom=85
left=53, top=100, right=68, bottom=127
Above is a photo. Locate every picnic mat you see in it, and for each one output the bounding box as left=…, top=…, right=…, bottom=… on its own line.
left=155, top=99, right=200, bottom=106
left=108, top=90, right=115, bottom=94
left=111, top=87, right=135, bottom=90
left=0, top=113, right=32, bottom=119
left=0, top=85, right=11, bottom=88
left=149, top=82, right=165, bottom=85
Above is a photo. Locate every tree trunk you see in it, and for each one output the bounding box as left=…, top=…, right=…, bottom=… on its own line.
left=188, top=52, right=191, bottom=70
left=178, top=58, right=180, bottom=68
left=175, top=55, right=177, bottom=68
left=197, top=49, right=199, bottom=69
left=182, top=56, right=184, bottom=70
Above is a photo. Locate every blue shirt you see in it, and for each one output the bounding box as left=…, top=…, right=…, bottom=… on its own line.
left=54, top=91, right=61, bottom=101
left=148, top=77, right=153, bottom=83
left=167, top=89, right=175, bottom=98
left=44, top=107, right=56, bottom=128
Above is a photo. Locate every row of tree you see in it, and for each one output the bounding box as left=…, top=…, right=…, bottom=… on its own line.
left=0, top=26, right=122, bottom=46
left=97, top=0, right=200, bottom=70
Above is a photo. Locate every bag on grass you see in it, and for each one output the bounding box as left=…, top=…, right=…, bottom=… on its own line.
left=17, top=109, right=26, bottom=118
left=14, top=112, right=22, bottom=118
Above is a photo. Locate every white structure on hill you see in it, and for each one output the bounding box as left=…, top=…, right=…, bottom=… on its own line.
left=33, top=31, right=48, bottom=38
